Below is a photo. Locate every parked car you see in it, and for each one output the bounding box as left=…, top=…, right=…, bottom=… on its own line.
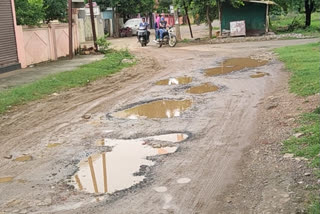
left=123, top=18, right=143, bottom=35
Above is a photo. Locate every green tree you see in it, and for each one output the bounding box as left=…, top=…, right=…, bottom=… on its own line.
left=157, top=0, right=173, bottom=13
left=15, top=0, right=45, bottom=26
left=43, top=0, right=68, bottom=23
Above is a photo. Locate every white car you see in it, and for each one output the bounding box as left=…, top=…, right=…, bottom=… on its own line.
left=123, top=18, right=143, bottom=35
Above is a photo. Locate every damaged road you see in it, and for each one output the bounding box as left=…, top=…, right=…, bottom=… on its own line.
left=0, top=38, right=319, bottom=213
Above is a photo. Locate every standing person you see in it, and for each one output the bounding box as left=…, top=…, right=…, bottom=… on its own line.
left=159, top=17, right=167, bottom=41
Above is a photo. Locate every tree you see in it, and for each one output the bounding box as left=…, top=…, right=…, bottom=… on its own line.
left=15, top=0, right=45, bottom=26
left=157, top=0, right=173, bottom=13
left=273, top=0, right=320, bottom=27
left=174, top=0, right=193, bottom=38
left=43, top=0, right=68, bottom=23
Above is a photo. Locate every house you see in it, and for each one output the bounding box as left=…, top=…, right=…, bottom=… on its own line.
left=0, top=0, right=20, bottom=73
left=220, top=0, right=276, bottom=36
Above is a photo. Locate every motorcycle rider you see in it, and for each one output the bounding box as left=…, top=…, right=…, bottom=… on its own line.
left=139, top=18, right=150, bottom=41
left=158, top=17, right=167, bottom=41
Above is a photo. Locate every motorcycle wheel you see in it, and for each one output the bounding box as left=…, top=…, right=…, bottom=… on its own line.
left=169, top=35, right=177, bottom=47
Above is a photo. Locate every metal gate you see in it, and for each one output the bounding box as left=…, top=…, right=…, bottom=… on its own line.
left=0, top=0, right=20, bottom=72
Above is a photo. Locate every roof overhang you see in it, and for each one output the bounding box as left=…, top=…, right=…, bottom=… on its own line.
left=243, top=0, right=277, bottom=5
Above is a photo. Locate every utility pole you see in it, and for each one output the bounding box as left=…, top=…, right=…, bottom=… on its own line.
left=89, top=0, right=98, bottom=51
left=68, top=0, right=73, bottom=59
left=173, top=8, right=181, bottom=41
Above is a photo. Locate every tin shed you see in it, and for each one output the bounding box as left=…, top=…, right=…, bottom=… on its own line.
left=220, top=0, right=276, bottom=36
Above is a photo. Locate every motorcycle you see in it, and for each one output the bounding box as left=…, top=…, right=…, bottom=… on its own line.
left=158, top=27, right=177, bottom=48
left=137, top=26, right=149, bottom=47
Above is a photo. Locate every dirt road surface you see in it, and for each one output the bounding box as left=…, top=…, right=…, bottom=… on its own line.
left=0, top=38, right=319, bottom=214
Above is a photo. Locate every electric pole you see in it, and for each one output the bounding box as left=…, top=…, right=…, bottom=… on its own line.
left=89, top=0, right=98, bottom=51
left=68, top=0, right=73, bottom=59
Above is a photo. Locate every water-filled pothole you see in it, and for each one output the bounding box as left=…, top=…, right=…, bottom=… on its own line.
left=0, top=177, right=14, bottom=183
left=186, top=83, right=219, bottom=94
left=14, top=155, right=33, bottom=162
left=156, top=77, right=192, bottom=85
left=250, top=72, right=270, bottom=78
left=205, top=58, right=268, bottom=76
left=112, top=100, right=192, bottom=119
left=70, top=133, right=189, bottom=194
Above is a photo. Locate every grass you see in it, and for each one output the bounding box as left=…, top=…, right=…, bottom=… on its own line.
left=0, top=50, right=134, bottom=114
left=275, top=43, right=320, bottom=96
left=276, top=42, right=320, bottom=213
left=283, top=108, right=320, bottom=167
left=270, top=12, right=320, bottom=36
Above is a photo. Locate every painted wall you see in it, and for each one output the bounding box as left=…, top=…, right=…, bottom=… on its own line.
left=15, top=24, right=80, bottom=68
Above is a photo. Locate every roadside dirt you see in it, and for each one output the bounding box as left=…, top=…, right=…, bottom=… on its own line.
left=0, top=38, right=319, bottom=214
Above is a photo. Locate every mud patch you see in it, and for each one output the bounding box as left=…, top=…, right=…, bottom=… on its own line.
left=156, top=77, right=192, bottom=85
left=250, top=72, right=270, bottom=78
left=0, top=177, right=14, bottom=183
left=14, top=155, right=33, bottom=162
left=112, top=100, right=192, bottom=119
left=70, top=139, right=178, bottom=194
left=205, top=58, right=268, bottom=76
left=186, top=83, right=219, bottom=94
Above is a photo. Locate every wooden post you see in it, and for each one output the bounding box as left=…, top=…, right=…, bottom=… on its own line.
left=68, top=0, right=73, bottom=59
left=88, top=0, right=98, bottom=50
left=266, top=4, right=269, bottom=33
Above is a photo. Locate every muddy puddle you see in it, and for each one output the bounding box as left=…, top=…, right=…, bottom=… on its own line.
left=186, top=83, right=219, bottom=94
left=14, top=155, right=33, bottom=162
left=205, top=58, right=268, bottom=76
left=97, top=133, right=189, bottom=147
left=70, top=133, right=189, bottom=194
left=0, top=177, right=14, bottom=183
left=156, top=77, right=192, bottom=85
left=250, top=72, right=270, bottom=78
left=112, top=100, right=192, bottom=119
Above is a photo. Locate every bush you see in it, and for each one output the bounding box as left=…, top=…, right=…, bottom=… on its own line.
left=96, top=35, right=111, bottom=54
left=15, top=0, right=45, bottom=26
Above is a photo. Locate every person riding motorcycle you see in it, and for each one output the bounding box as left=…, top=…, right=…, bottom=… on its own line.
left=158, top=17, right=167, bottom=41
left=139, top=18, right=150, bottom=41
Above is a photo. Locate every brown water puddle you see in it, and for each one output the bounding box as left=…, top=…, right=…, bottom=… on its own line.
left=205, top=58, right=268, bottom=76
left=47, top=143, right=61, bottom=148
left=97, top=133, right=189, bottom=147
left=112, top=100, right=192, bottom=119
left=0, top=177, right=14, bottom=183
left=14, top=155, right=33, bottom=162
left=70, top=141, right=178, bottom=194
left=156, top=77, right=192, bottom=85
left=186, top=83, right=219, bottom=94
left=250, top=72, right=270, bottom=78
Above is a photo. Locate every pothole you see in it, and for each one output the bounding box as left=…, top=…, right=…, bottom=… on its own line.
left=14, top=155, right=33, bottom=162
left=70, top=133, right=189, bottom=194
left=0, top=177, right=14, bottom=183
left=111, top=99, right=192, bottom=119
left=156, top=77, right=192, bottom=85
left=96, top=133, right=189, bottom=147
left=205, top=58, right=268, bottom=76
left=250, top=72, right=270, bottom=78
left=186, top=83, right=219, bottom=94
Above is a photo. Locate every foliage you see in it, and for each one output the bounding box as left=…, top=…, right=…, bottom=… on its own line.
left=0, top=50, right=134, bottom=114
left=275, top=43, right=320, bottom=96
left=157, top=0, right=173, bottom=13
left=43, top=0, right=68, bottom=23
left=96, top=35, right=111, bottom=54
left=95, top=0, right=154, bottom=17
left=15, top=0, right=45, bottom=26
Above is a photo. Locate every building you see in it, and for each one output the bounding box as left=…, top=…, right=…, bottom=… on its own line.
left=0, top=0, right=20, bottom=73
left=220, top=0, right=276, bottom=36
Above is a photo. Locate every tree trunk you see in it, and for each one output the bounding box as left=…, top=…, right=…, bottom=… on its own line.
left=206, top=5, right=212, bottom=38
left=183, top=1, right=193, bottom=38
left=305, top=0, right=314, bottom=27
